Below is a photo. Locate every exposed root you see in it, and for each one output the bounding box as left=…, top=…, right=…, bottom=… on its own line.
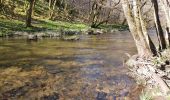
left=126, top=50, right=170, bottom=96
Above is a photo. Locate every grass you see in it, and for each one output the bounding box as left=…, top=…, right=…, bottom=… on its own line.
left=0, top=17, right=128, bottom=37
left=0, top=18, right=90, bottom=36
left=36, top=19, right=89, bottom=31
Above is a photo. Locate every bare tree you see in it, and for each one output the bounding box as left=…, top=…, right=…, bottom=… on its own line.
left=26, top=0, right=36, bottom=27
left=122, top=0, right=157, bottom=57
left=152, top=0, right=167, bottom=50
left=48, top=0, right=57, bottom=20
left=90, top=0, right=120, bottom=28
left=160, top=0, right=170, bottom=46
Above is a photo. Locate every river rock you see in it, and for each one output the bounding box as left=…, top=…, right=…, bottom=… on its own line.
left=62, top=30, right=80, bottom=36
left=87, top=29, right=103, bottom=35
left=45, top=31, right=60, bottom=37
left=27, top=34, right=38, bottom=40
left=13, top=32, right=29, bottom=36
left=35, top=32, right=46, bottom=37
left=96, top=91, right=107, bottom=100
left=107, top=29, right=119, bottom=33
left=62, top=35, right=80, bottom=41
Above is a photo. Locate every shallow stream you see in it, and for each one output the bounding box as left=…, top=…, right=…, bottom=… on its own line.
left=0, top=31, right=138, bottom=99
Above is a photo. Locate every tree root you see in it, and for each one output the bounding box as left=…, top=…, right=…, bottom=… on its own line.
left=126, top=55, right=170, bottom=95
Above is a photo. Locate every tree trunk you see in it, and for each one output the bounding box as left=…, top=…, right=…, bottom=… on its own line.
left=49, top=0, right=57, bottom=20
left=152, top=0, right=167, bottom=50
left=105, top=9, right=112, bottom=24
left=90, top=1, right=99, bottom=28
left=26, top=0, right=35, bottom=27
left=138, top=1, right=157, bottom=56
left=160, top=0, right=170, bottom=47
left=122, top=0, right=154, bottom=57
left=133, top=0, right=152, bottom=56
left=121, top=19, right=126, bottom=25
left=49, top=0, right=52, bottom=9
left=90, top=0, right=106, bottom=28
left=48, top=0, right=52, bottom=19
left=166, top=27, right=170, bottom=46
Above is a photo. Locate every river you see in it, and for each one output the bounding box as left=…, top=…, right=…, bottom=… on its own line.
left=0, top=31, right=138, bottom=99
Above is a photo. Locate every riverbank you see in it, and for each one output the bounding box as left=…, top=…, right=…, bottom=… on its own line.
left=0, top=18, right=128, bottom=39
left=0, top=18, right=88, bottom=37
left=126, top=49, right=170, bottom=99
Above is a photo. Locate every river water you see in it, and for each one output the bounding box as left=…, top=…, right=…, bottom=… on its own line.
left=0, top=31, right=138, bottom=99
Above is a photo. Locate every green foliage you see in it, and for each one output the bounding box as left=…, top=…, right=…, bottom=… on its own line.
left=36, top=20, right=89, bottom=31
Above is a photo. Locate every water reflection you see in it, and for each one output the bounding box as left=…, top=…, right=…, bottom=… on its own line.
left=0, top=32, right=137, bottom=99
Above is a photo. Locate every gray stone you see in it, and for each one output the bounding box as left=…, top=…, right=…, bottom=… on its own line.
left=87, top=29, right=103, bottom=35
left=27, top=34, right=38, bottom=40
left=62, top=35, right=80, bottom=41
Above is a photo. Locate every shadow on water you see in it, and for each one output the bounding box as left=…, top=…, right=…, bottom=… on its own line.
left=0, top=32, right=139, bottom=99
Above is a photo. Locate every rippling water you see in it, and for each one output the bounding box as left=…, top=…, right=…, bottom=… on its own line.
left=0, top=31, right=138, bottom=99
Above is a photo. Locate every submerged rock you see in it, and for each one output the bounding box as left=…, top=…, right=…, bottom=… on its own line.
left=41, top=92, right=60, bottom=100
left=96, top=91, right=107, bottom=100
left=2, top=86, right=27, bottom=98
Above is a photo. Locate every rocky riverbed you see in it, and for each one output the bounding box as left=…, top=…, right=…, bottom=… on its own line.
left=0, top=32, right=138, bottom=99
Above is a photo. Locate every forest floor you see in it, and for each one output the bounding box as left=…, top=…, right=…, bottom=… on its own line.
left=126, top=49, right=170, bottom=100
left=0, top=18, right=128, bottom=37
